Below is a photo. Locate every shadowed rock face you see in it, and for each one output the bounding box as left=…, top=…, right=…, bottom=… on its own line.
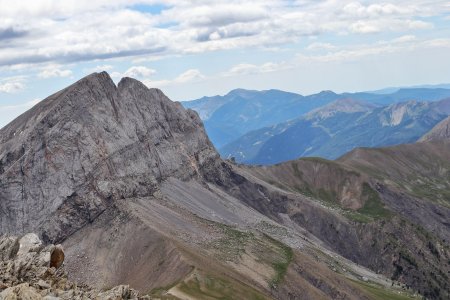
left=0, top=72, right=217, bottom=242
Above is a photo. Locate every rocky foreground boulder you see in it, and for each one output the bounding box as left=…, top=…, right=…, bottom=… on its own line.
left=0, top=233, right=142, bottom=299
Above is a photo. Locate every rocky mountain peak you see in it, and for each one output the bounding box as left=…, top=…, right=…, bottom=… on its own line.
left=84, top=70, right=116, bottom=85
left=118, top=75, right=147, bottom=90
left=0, top=72, right=218, bottom=243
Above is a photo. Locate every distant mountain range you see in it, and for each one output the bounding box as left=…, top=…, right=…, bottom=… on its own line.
left=183, top=89, right=342, bottom=148
left=368, top=83, right=450, bottom=94
left=184, top=87, right=450, bottom=164
left=222, top=98, right=450, bottom=164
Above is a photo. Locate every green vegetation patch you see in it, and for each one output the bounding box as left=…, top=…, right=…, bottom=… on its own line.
left=411, top=182, right=450, bottom=208
left=290, top=162, right=338, bottom=204
left=292, top=184, right=315, bottom=198
left=343, top=211, right=373, bottom=223
left=205, top=221, right=294, bottom=291
left=207, top=224, right=255, bottom=262
left=294, top=181, right=391, bottom=223
left=300, top=156, right=340, bottom=166
left=262, top=234, right=294, bottom=289
left=343, top=183, right=392, bottom=223
left=150, top=284, right=179, bottom=298
left=351, top=279, right=419, bottom=300
left=291, top=161, right=304, bottom=179
left=174, top=271, right=269, bottom=300
left=357, top=183, right=392, bottom=220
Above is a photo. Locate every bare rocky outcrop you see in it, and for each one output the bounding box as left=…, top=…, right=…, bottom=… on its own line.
left=0, top=234, right=140, bottom=299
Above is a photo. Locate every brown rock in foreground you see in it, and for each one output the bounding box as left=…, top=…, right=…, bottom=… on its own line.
left=0, top=234, right=141, bottom=299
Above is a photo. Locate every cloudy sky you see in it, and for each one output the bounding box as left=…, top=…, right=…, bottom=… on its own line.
left=1, top=0, right=450, bottom=127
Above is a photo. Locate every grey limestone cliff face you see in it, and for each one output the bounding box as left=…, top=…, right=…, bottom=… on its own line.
left=0, top=72, right=218, bottom=242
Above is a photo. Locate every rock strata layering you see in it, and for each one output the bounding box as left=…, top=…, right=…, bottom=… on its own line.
left=0, top=72, right=217, bottom=243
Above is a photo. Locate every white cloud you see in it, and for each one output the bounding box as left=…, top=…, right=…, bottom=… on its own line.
left=88, top=65, right=114, bottom=73
left=110, top=72, right=122, bottom=80
left=109, top=66, right=156, bottom=81
left=38, top=67, right=72, bottom=78
left=222, top=62, right=287, bottom=77
left=0, top=0, right=447, bottom=69
left=424, top=38, right=450, bottom=48
left=349, top=19, right=432, bottom=34
left=163, top=3, right=269, bottom=28
left=341, top=2, right=413, bottom=19
left=175, top=69, right=205, bottom=83
left=296, top=36, right=450, bottom=63
left=306, top=42, right=337, bottom=51
left=392, top=35, right=416, bottom=43
left=0, top=77, right=25, bottom=93
left=123, top=66, right=156, bottom=79
left=144, top=68, right=205, bottom=88
left=407, top=20, right=434, bottom=30
left=350, top=21, right=381, bottom=34
left=223, top=63, right=259, bottom=76
left=144, top=61, right=288, bottom=91
left=147, top=62, right=288, bottom=89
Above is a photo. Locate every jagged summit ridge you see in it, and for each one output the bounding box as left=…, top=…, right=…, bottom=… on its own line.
left=0, top=72, right=218, bottom=242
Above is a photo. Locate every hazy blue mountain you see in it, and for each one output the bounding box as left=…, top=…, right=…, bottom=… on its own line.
left=343, top=88, right=450, bottom=105
left=182, top=94, right=231, bottom=120
left=368, top=83, right=450, bottom=94
left=183, top=87, right=450, bottom=148
left=183, top=89, right=342, bottom=147
left=221, top=98, right=450, bottom=164
left=220, top=99, right=375, bottom=161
